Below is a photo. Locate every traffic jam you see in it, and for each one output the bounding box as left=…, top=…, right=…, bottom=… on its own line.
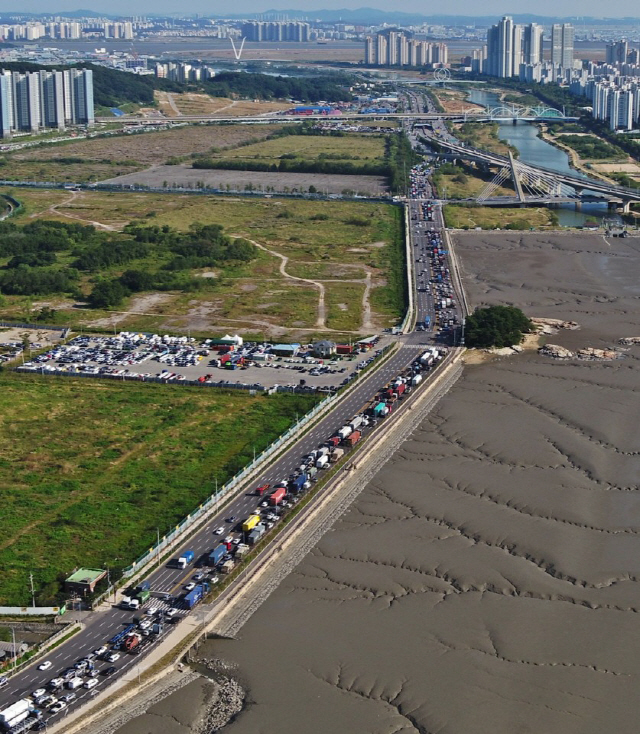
left=0, top=345, right=446, bottom=734
left=410, top=163, right=461, bottom=345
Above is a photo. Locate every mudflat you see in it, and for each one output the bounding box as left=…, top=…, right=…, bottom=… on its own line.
left=125, top=232, right=640, bottom=733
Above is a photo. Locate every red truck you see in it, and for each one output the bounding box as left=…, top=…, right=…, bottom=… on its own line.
left=327, top=436, right=340, bottom=447
left=396, top=383, right=406, bottom=396
left=270, top=487, right=286, bottom=506
left=346, top=430, right=361, bottom=447
left=256, top=483, right=270, bottom=496
left=123, top=633, right=140, bottom=652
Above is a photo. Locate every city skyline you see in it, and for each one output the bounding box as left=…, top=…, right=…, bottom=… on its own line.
left=5, top=3, right=640, bottom=19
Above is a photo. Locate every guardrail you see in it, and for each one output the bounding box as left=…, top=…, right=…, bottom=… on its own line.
left=399, top=201, right=416, bottom=334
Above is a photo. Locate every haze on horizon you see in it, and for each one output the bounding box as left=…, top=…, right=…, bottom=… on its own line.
left=8, top=0, right=640, bottom=18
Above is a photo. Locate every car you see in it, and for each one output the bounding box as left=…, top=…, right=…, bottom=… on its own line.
left=48, top=678, right=64, bottom=690
left=106, top=652, right=120, bottom=663
left=32, top=688, right=47, bottom=699
left=74, top=660, right=88, bottom=671
left=193, top=572, right=204, bottom=581
left=31, top=722, right=47, bottom=731
left=38, top=660, right=53, bottom=671
left=84, top=678, right=98, bottom=689
left=184, top=583, right=196, bottom=592
left=62, top=669, right=77, bottom=681
left=214, top=527, right=225, bottom=535
left=102, top=666, right=117, bottom=677
left=94, top=646, right=108, bottom=657
left=226, top=516, right=237, bottom=523
left=50, top=701, right=66, bottom=714
left=232, top=538, right=240, bottom=545
left=139, top=619, right=152, bottom=630
left=166, top=608, right=179, bottom=618
left=59, top=692, right=76, bottom=703
left=0, top=676, right=7, bottom=689
left=208, top=575, right=219, bottom=585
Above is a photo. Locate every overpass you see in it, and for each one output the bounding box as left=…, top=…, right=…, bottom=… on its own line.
left=424, top=135, right=640, bottom=211
left=95, top=107, right=578, bottom=126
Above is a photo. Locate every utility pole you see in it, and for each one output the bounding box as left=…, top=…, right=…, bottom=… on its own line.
left=29, top=572, right=36, bottom=608
left=156, top=528, right=161, bottom=567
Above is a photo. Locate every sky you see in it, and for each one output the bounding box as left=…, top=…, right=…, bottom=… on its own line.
left=11, top=0, right=640, bottom=17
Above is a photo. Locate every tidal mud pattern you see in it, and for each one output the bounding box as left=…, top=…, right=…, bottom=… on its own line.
left=206, top=233, right=640, bottom=734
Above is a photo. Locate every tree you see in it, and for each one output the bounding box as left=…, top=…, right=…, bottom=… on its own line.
left=88, top=280, right=129, bottom=309
left=465, top=305, right=533, bottom=349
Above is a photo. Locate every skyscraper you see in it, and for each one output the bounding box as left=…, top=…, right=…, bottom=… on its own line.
left=522, top=23, right=544, bottom=65
left=606, top=40, right=629, bottom=65
left=486, top=17, right=543, bottom=78
left=551, top=23, right=574, bottom=69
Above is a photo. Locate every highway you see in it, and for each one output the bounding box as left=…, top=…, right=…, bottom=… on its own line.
left=0, top=98, right=465, bottom=730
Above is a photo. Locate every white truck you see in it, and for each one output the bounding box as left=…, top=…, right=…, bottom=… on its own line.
left=349, top=415, right=364, bottom=431
left=316, top=454, right=330, bottom=469
left=337, top=425, right=352, bottom=440
left=0, top=699, right=31, bottom=730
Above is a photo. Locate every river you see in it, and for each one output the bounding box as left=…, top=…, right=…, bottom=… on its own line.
left=466, top=88, right=614, bottom=226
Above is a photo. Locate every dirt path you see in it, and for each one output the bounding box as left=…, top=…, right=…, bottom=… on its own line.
left=240, top=237, right=327, bottom=329
left=32, top=190, right=118, bottom=231
left=165, top=93, right=183, bottom=117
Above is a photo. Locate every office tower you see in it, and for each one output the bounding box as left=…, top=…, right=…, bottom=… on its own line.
left=606, top=40, right=629, bottom=65
left=551, top=23, right=574, bottom=68
left=486, top=16, right=516, bottom=78
left=523, top=23, right=543, bottom=65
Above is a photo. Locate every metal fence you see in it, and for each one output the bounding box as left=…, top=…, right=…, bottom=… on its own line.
left=91, top=392, right=336, bottom=606
left=399, top=202, right=415, bottom=334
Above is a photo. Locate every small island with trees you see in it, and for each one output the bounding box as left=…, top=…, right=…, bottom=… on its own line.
left=465, top=305, right=533, bottom=348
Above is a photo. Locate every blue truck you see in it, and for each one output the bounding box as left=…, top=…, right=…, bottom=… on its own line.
left=109, top=624, right=136, bottom=646
left=184, top=582, right=209, bottom=610
left=177, top=550, right=195, bottom=569
left=424, top=316, right=431, bottom=329
left=208, top=545, right=226, bottom=567
left=290, top=473, right=307, bottom=493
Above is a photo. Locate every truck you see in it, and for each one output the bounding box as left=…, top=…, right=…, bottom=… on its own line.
left=184, top=583, right=208, bottom=609
left=235, top=543, right=250, bottom=559
left=291, top=474, right=307, bottom=493
left=315, top=454, right=330, bottom=469
left=177, top=550, right=195, bottom=569
left=0, top=700, right=31, bottom=729
left=373, top=401, right=388, bottom=418
left=424, top=315, right=431, bottom=329
left=120, top=595, right=132, bottom=609
left=396, top=383, right=406, bottom=397
left=220, top=559, right=235, bottom=574
left=136, top=581, right=150, bottom=593
left=330, top=447, right=344, bottom=463
left=248, top=524, right=266, bottom=545
left=66, top=677, right=84, bottom=690
left=123, top=633, right=141, bottom=652
left=412, top=374, right=423, bottom=386
left=270, top=487, right=286, bottom=506
left=345, top=430, right=361, bottom=447
left=128, top=599, right=141, bottom=610
left=242, top=514, right=261, bottom=533
left=136, top=589, right=150, bottom=604
left=109, top=623, right=136, bottom=646
left=349, top=415, right=364, bottom=431
left=337, top=425, right=352, bottom=440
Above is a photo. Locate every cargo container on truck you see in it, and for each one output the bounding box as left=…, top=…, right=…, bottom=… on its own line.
left=248, top=524, right=266, bottom=545
left=184, top=584, right=207, bottom=609
left=346, top=430, right=361, bottom=447
left=412, top=374, right=423, bottom=386
left=177, top=550, right=195, bottom=569
left=373, top=401, right=388, bottom=417
left=327, top=436, right=340, bottom=447
left=235, top=543, right=250, bottom=559
left=349, top=415, right=364, bottom=431
left=120, top=596, right=132, bottom=609
left=330, top=447, right=344, bottom=462
left=307, top=466, right=318, bottom=479
left=136, top=581, right=150, bottom=593
left=291, top=474, right=307, bottom=493
left=0, top=700, right=32, bottom=729
left=220, top=559, right=235, bottom=574
left=209, top=545, right=226, bottom=567
left=337, top=425, right=352, bottom=440
left=136, top=589, right=150, bottom=604
left=396, top=383, right=406, bottom=397
left=270, top=487, right=286, bottom=505
left=315, top=454, right=330, bottom=469
left=66, top=678, right=83, bottom=690
left=242, top=514, right=261, bottom=533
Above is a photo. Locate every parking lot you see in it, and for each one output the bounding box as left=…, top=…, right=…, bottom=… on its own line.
left=18, top=332, right=390, bottom=392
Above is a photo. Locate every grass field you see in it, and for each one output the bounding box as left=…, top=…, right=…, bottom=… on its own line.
left=1, top=124, right=283, bottom=184
left=0, top=371, right=319, bottom=606
left=444, top=204, right=557, bottom=230
left=453, top=122, right=517, bottom=157
left=433, top=165, right=514, bottom=200
left=206, top=134, right=386, bottom=165
left=0, top=188, right=405, bottom=335
left=156, top=91, right=290, bottom=118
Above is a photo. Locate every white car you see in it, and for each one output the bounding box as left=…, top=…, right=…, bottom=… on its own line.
left=32, top=688, right=46, bottom=699
left=139, top=619, right=152, bottom=630
left=214, top=527, right=225, bottom=535
left=166, top=608, right=179, bottom=618
left=106, top=652, right=120, bottom=663
left=94, top=646, right=108, bottom=657
left=38, top=661, right=53, bottom=671
left=184, top=583, right=196, bottom=592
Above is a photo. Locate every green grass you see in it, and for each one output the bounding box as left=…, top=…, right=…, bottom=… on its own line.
left=0, top=189, right=405, bottom=334
left=443, top=204, right=557, bottom=230
left=0, top=370, right=320, bottom=606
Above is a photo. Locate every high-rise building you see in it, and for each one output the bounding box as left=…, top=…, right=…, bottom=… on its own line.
left=551, top=23, right=574, bottom=69
left=486, top=17, right=517, bottom=78
left=606, top=40, right=629, bottom=65
left=0, top=67, right=93, bottom=137
left=523, top=23, right=543, bottom=65
left=363, top=31, right=447, bottom=68
left=241, top=21, right=309, bottom=42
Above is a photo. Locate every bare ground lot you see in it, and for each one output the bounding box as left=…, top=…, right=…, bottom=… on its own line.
left=100, top=165, right=388, bottom=196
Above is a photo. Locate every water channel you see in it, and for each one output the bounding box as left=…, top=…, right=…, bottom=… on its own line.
left=466, top=88, right=613, bottom=226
